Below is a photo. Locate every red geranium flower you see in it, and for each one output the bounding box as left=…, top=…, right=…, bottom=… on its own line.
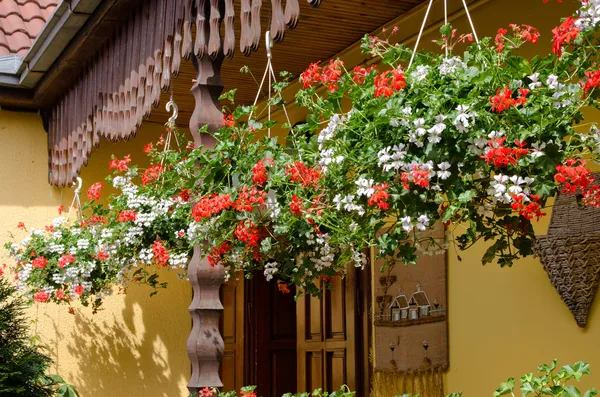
left=117, top=209, right=138, bottom=223
left=109, top=155, right=132, bottom=172
left=34, top=291, right=50, bottom=303
left=58, top=253, right=75, bottom=269
left=277, top=280, right=291, bottom=294
left=552, top=16, right=580, bottom=57
left=87, top=182, right=104, bottom=201
left=152, top=240, right=170, bottom=267
left=32, top=257, right=48, bottom=269
left=97, top=250, right=110, bottom=261
left=141, top=165, right=164, bottom=185
left=74, top=285, right=85, bottom=296
left=221, top=115, right=235, bottom=127
left=143, top=143, right=153, bottom=153
left=290, top=195, right=303, bottom=215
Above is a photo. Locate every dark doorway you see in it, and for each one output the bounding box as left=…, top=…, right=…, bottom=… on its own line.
left=245, top=274, right=298, bottom=397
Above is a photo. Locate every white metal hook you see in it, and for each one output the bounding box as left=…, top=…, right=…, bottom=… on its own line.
left=265, top=30, right=273, bottom=59
left=73, top=177, right=82, bottom=194
left=166, top=95, right=179, bottom=124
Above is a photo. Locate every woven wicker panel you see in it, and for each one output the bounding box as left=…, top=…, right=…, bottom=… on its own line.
left=534, top=174, right=600, bottom=328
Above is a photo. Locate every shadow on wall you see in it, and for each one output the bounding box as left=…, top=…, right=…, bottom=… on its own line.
left=61, top=270, right=191, bottom=396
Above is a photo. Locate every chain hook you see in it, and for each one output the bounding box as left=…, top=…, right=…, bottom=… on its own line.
left=265, top=30, right=273, bottom=60
left=166, top=95, right=179, bottom=125
left=73, top=177, right=82, bottom=194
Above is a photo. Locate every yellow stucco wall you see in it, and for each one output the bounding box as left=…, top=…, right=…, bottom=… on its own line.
left=0, top=109, right=192, bottom=396
left=2, top=0, right=600, bottom=396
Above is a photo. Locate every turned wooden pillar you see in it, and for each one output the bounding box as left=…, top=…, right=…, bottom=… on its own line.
left=186, top=55, right=225, bottom=392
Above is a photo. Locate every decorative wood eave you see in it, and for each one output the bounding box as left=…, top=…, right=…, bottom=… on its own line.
left=46, top=0, right=323, bottom=188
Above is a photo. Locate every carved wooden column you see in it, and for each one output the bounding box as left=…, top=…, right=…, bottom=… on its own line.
left=186, top=54, right=225, bottom=393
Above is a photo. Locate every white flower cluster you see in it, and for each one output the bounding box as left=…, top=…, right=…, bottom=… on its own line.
left=355, top=178, right=375, bottom=197
left=319, top=148, right=344, bottom=173
left=307, top=233, right=335, bottom=271
left=264, top=261, right=279, bottom=281
left=47, top=242, right=65, bottom=254
left=18, top=263, right=33, bottom=282
left=52, top=217, right=66, bottom=228
left=351, top=249, right=367, bottom=269
left=333, top=194, right=365, bottom=215
left=378, top=144, right=407, bottom=172
left=318, top=113, right=346, bottom=150
left=139, top=248, right=154, bottom=265
left=400, top=215, right=431, bottom=233
left=76, top=238, right=90, bottom=251
left=576, top=0, right=600, bottom=31
left=168, top=253, right=189, bottom=269
left=454, top=105, right=475, bottom=133
left=411, top=65, right=430, bottom=83
left=487, top=174, right=535, bottom=204
left=439, top=57, right=467, bottom=75
left=546, top=74, right=580, bottom=109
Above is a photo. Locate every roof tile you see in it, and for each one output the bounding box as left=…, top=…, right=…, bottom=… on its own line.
left=0, top=0, right=60, bottom=57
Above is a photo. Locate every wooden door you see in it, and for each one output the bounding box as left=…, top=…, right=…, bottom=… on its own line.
left=220, top=274, right=245, bottom=392
left=297, top=266, right=366, bottom=393
left=245, top=275, right=298, bottom=397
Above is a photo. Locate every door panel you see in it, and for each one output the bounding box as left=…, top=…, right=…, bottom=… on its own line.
left=220, top=275, right=245, bottom=392
left=297, top=266, right=359, bottom=393
left=245, top=275, right=298, bottom=397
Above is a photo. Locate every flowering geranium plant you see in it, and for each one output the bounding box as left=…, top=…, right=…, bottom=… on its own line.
left=290, top=0, right=600, bottom=267
left=189, top=385, right=355, bottom=397
left=6, top=0, right=600, bottom=308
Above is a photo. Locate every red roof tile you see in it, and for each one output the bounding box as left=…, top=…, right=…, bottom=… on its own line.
left=0, top=0, right=60, bottom=57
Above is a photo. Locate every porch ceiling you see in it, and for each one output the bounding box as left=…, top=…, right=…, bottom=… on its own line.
left=146, top=0, right=425, bottom=127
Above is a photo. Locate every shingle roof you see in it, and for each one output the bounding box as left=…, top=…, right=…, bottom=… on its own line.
left=0, top=0, right=59, bottom=57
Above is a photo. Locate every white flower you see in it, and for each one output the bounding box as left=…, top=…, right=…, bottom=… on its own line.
left=437, top=162, right=452, bottom=180
left=528, top=73, right=542, bottom=90
left=411, top=65, right=430, bottom=82
left=390, top=119, right=400, bottom=127
left=416, top=215, right=430, bottom=231
left=488, top=130, right=504, bottom=139
left=439, top=56, right=466, bottom=75
left=264, top=262, right=279, bottom=281
left=52, top=217, right=66, bottom=228
left=139, top=248, right=154, bottom=265
left=546, top=74, right=563, bottom=90
left=454, top=105, right=474, bottom=133
left=318, top=114, right=345, bottom=149
left=401, top=216, right=413, bottom=232
left=356, top=178, right=375, bottom=197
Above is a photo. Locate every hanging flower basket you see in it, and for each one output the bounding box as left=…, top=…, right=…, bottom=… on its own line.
left=534, top=173, right=600, bottom=328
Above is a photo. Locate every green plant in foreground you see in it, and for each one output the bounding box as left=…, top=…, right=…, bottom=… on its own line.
left=0, top=277, right=79, bottom=397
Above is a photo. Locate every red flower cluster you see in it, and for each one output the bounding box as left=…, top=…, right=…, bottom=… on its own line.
left=286, top=162, right=321, bottom=188
left=45, top=225, right=54, bottom=232
left=109, top=155, right=132, bottom=172
left=552, top=16, right=580, bottom=57
left=34, top=291, right=50, bottom=303
left=495, top=28, right=508, bottom=53
left=321, top=60, right=344, bottom=92
left=177, top=189, right=191, bottom=202
left=555, top=158, right=595, bottom=193
left=490, top=86, right=529, bottom=113
left=97, top=250, right=110, bottom=261
left=74, top=285, right=85, bottom=296
left=511, top=194, right=546, bottom=221
left=353, top=65, right=377, bottom=84
left=58, top=205, right=64, bottom=215
left=290, top=195, right=303, bottom=215
left=234, top=220, right=261, bottom=248
left=152, top=240, right=170, bottom=267
left=277, top=280, right=291, bottom=294
left=234, top=186, right=267, bottom=212
left=58, top=253, right=75, bottom=269
left=301, top=62, right=322, bottom=88
left=200, top=387, right=215, bottom=397
left=251, top=158, right=274, bottom=186
left=80, top=214, right=105, bottom=227
left=582, top=184, right=600, bottom=208
left=368, top=184, right=390, bottom=210
left=192, top=193, right=233, bottom=221
left=400, top=165, right=433, bottom=190
left=17, top=222, right=25, bottom=229
left=221, top=115, right=236, bottom=127
left=300, top=60, right=344, bottom=93
left=482, top=137, right=528, bottom=167
left=32, top=257, right=48, bottom=269
left=143, top=143, right=153, bottom=153
left=117, top=209, right=138, bottom=222
left=87, top=182, right=104, bottom=201
left=374, top=68, right=406, bottom=98
left=510, top=24, right=540, bottom=44
left=208, top=241, right=232, bottom=267
left=55, top=289, right=67, bottom=301
left=582, top=69, right=600, bottom=97
left=141, top=165, right=164, bottom=185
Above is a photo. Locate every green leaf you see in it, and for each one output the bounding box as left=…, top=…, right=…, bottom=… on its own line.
left=564, top=386, right=582, bottom=397
left=458, top=190, right=474, bottom=203
left=494, top=378, right=516, bottom=397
